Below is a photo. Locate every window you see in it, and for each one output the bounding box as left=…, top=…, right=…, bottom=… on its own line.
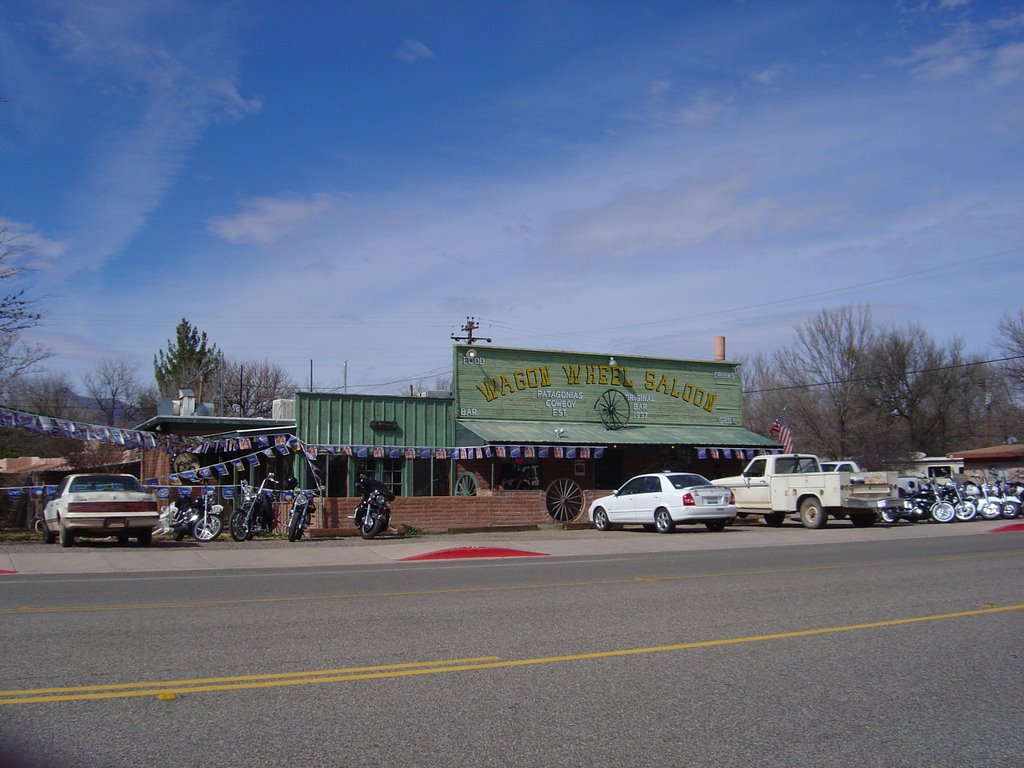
left=356, top=459, right=403, bottom=497
left=640, top=476, right=663, bottom=494
left=667, top=474, right=711, bottom=489
left=618, top=477, right=645, bottom=496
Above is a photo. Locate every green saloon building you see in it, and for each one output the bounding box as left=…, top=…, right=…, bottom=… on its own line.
left=293, top=344, right=778, bottom=529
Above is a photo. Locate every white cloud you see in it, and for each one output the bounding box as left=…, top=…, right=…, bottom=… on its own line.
left=0, top=218, right=68, bottom=271
left=675, top=92, right=733, bottom=125
left=752, top=64, right=783, bottom=86
left=31, top=2, right=260, bottom=275
left=207, top=194, right=338, bottom=246
left=990, top=41, right=1024, bottom=84
left=648, top=79, right=672, bottom=97
left=395, top=39, right=433, bottom=63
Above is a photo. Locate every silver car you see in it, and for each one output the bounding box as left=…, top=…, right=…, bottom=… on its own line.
left=588, top=472, right=737, bottom=533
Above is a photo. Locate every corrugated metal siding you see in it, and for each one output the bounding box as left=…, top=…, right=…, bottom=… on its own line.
left=294, top=392, right=453, bottom=447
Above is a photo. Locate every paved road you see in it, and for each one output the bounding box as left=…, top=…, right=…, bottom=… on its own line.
left=2, top=520, right=1023, bottom=767
left=2, top=517, right=1018, bottom=574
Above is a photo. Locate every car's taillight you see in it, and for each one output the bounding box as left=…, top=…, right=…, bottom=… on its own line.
left=682, top=492, right=696, bottom=506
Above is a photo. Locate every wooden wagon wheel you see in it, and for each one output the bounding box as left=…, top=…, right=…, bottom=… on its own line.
left=453, top=472, right=479, bottom=496
left=594, top=389, right=630, bottom=430
left=545, top=477, right=584, bottom=522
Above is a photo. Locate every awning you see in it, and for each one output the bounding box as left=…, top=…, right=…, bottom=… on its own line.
left=456, top=419, right=778, bottom=448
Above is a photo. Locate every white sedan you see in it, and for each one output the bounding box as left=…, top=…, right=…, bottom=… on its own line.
left=588, top=472, right=737, bottom=533
left=42, top=473, right=160, bottom=547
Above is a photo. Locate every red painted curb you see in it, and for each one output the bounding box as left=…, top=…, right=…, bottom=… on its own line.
left=0, top=570, right=17, bottom=575
left=990, top=522, right=1024, bottom=533
left=399, top=546, right=548, bottom=561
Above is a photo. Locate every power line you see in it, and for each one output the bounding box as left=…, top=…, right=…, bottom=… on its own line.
left=744, top=354, right=1024, bottom=395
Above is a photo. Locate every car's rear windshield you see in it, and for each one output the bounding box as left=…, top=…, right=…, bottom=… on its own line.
left=69, top=475, right=145, bottom=493
left=666, top=473, right=711, bottom=489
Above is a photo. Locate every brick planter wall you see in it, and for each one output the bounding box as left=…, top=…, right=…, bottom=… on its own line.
left=310, top=489, right=615, bottom=533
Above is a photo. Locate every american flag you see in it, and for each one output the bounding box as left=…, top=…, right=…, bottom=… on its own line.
left=769, top=411, right=794, bottom=453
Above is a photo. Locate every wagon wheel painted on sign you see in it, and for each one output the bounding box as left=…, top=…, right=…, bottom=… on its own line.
left=545, top=478, right=584, bottom=522
left=594, top=389, right=630, bottom=430
left=453, top=472, right=479, bottom=496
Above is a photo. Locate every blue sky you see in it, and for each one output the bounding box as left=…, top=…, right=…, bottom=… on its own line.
left=2, top=0, right=1022, bottom=396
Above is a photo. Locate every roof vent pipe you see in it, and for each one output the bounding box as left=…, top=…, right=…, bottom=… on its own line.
left=714, top=336, right=726, bottom=361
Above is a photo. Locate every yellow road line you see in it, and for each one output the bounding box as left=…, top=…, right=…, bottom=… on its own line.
left=3, top=603, right=1021, bottom=706
left=3, top=549, right=1020, bottom=617
left=0, top=657, right=501, bottom=697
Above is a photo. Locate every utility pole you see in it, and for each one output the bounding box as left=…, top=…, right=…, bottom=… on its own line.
left=451, top=317, right=492, bottom=345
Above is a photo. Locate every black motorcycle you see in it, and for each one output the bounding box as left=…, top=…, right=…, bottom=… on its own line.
left=167, top=486, right=224, bottom=542
left=230, top=474, right=278, bottom=541
left=353, top=474, right=394, bottom=540
left=285, top=477, right=320, bottom=542
left=883, top=481, right=955, bottom=524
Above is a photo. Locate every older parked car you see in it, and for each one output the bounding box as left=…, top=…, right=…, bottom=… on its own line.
left=41, top=473, right=160, bottom=547
left=588, top=472, right=737, bottom=533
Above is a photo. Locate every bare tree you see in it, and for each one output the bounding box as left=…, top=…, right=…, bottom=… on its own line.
left=774, top=305, right=876, bottom=460
left=0, top=225, right=50, bottom=396
left=1, top=373, right=87, bottom=461
left=738, top=350, right=787, bottom=436
left=82, top=359, right=154, bottom=427
left=995, top=307, right=1024, bottom=403
left=6, top=372, right=87, bottom=420
left=215, top=358, right=296, bottom=417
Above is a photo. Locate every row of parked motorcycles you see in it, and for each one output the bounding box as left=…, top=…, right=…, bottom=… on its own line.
left=883, top=477, right=1023, bottom=524
left=158, top=470, right=395, bottom=542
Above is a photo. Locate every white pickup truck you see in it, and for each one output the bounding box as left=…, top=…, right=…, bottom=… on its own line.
left=712, top=454, right=903, bottom=529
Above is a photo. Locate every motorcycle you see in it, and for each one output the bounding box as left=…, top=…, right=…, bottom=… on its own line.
left=353, top=474, right=394, bottom=540
left=164, top=487, right=225, bottom=542
left=229, top=474, right=278, bottom=542
left=964, top=478, right=1005, bottom=520
left=883, top=480, right=955, bottom=524
left=938, top=479, right=977, bottom=522
left=995, top=478, right=1021, bottom=519
left=285, top=477, right=320, bottom=542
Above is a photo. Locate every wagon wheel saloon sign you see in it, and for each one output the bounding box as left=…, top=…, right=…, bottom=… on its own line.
left=452, top=345, right=743, bottom=432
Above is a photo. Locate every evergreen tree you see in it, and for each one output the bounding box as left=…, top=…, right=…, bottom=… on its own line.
left=153, top=319, right=221, bottom=401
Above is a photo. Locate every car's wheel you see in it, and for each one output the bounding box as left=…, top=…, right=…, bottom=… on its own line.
left=136, top=529, right=153, bottom=546
left=763, top=511, right=786, bottom=527
left=705, top=520, right=727, bottom=532
left=40, top=520, right=57, bottom=544
left=59, top=524, right=75, bottom=548
left=654, top=508, right=675, bottom=534
left=848, top=513, right=877, bottom=528
left=592, top=507, right=612, bottom=532
left=799, top=497, right=827, bottom=529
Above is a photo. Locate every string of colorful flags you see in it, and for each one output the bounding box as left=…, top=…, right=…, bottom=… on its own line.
left=1, top=405, right=778, bottom=501
left=697, top=447, right=779, bottom=460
